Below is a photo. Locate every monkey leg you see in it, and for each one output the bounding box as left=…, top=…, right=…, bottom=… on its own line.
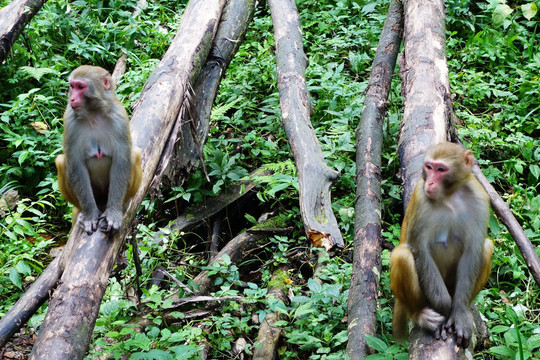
left=123, top=147, right=142, bottom=205
left=391, top=244, right=425, bottom=314
left=472, top=238, right=494, bottom=300
left=390, top=244, right=445, bottom=339
left=56, top=154, right=83, bottom=225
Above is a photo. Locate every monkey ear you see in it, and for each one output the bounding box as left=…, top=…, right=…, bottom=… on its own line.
left=103, top=74, right=112, bottom=90
left=464, top=150, right=474, bottom=168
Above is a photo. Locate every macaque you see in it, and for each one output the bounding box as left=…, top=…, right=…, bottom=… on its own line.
left=390, top=142, right=493, bottom=348
left=56, top=65, right=142, bottom=235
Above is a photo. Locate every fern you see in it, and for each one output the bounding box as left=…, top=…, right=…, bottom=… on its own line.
left=210, top=97, right=243, bottom=120
left=19, top=66, right=58, bottom=82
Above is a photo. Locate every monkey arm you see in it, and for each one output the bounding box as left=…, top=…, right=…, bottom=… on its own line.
left=414, top=243, right=452, bottom=316
left=65, top=156, right=101, bottom=234
left=99, top=147, right=131, bottom=233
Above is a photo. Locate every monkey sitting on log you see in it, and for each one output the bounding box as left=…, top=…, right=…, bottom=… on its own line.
left=390, top=142, right=493, bottom=348
left=56, top=65, right=142, bottom=235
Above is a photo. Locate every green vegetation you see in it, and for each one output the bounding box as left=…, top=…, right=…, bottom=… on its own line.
left=0, top=0, right=539, bottom=359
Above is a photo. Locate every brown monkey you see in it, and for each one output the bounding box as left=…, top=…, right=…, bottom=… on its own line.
left=56, top=65, right=142, bottom=235
left=390, top=142, right=493, bottom=348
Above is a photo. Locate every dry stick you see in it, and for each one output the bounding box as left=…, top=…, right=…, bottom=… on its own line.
left=267, top=0, right=343, bottom=249
left=346, top=0, right=403, bottom=358
left=0, top=0, right=47, bottom=63
left=28, top=2, right=227, bottom=359
left=472, top=165, right=540, bottom=287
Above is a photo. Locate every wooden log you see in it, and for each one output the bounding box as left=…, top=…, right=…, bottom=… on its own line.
left=158, top=168, right=270, bottom=239
left=0, top=0, right=47, bottom=63
left=253, top=267, right=290, bottom=360
left=162, top=0, right=256, bottom=187
left=0, top=255, right=62, bottom=348
left=267, top=0, right=343, bottom=249
left=347, top=0, right=403, bottom=358
left=28, top=1, right=226, bottom=358
left=397, top=0, right=483, bottom=358
left=398, top=0, right=453, bottom=207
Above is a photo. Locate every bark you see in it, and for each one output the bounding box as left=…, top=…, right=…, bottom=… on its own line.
left=28, top=1, right=226, bottom=359
left=253, top=267, right=290, bottom=360
left=0, top=0, right=47, bottom=63
left=398, top=0, right=452, bottom=207
left=347, top=1, right=403, bottom=358
left=267, top=0, right=343, bottom=249
left=162, top=0, right=256, bottom=187
left=398, top=1, right=482, bottom=358
left=471, top=165, right=540, bottom=287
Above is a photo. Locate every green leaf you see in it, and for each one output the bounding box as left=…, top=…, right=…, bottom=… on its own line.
left=521, top=3, right=538, bottom=20
left=171, top=345, right=200, bottom=359
left=19, top=66, right=57, bottom=82
left=9, top=267, right=22, bottom=289
left=129, top=349, right=174, bottom=360
left=15, top=260, right=32, bottom=276
left=530, top=164, right=540, bottom=180
left=364, top=334, right=388, bottom=352
left=307, top=278, right=322, bottom=294
left=493, top=4, right=513, bottom=24
left=489, top=345, right=516, bottom=357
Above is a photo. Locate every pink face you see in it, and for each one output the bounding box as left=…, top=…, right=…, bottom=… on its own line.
left=423, top=160, right=449, bottom=199
left=69, top=79, right=88, bottom=110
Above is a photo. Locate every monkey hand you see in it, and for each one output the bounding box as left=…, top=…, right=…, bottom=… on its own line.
left=77, top=210, right=100, bottom=235
left=99, top=208, right=123, bottom=234
left=442, top=307, right=473, bottom=348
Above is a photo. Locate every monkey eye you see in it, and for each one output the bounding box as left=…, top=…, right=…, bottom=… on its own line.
left=437, top=167, right=447, bottom=172
left=70, top=81, right=87, bottom=91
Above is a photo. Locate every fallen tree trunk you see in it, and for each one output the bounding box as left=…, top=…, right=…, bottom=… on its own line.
left=253, top=266, right=290, bottom=360
left=347, top=0, right=403, bottom=358
left=157, top=168, right=270, bottom=241
left=0, top=0, right=47, bottom=63
left=191, top=221, right=292, bottom=296
left=162, top=0, right=256, bottom=187
left=0, top=255, right=62, bottom=348
left=398, top=0, right=483, bottom=358
left=28, top=1, right=226, bottom=358
left=267, top=0, right=343, bottom=249
left=398, top=0, right=452, bottom=206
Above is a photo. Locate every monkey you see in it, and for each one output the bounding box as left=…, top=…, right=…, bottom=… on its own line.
left=390, top=142, right=493, bottom=348
left=55, top=65, right=142, bottom=235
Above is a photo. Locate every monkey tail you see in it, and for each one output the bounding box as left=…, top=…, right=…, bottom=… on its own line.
left=392, top=299, right=408, bottom=343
